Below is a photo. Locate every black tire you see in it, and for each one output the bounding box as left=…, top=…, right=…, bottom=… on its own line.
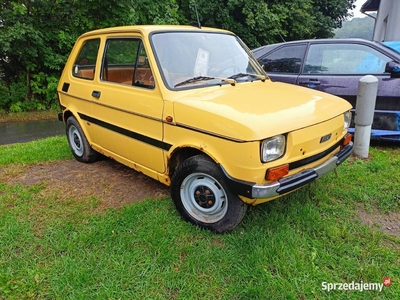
left=171, top=154, right=248, bottom=233
left=66, top=116, right=98, bottom=163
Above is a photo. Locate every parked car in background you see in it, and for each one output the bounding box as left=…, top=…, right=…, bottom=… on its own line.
left=382, top=41, right=400, bottom=53
left=253, top=39, right=400, bottom=141
left=57, top=25, right=353, bottom=233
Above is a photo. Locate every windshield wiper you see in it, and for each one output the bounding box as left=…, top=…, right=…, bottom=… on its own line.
left=228, top=73, right=266, bottom=82
left=174, top=76, right=216, bottom=87
left=173, top=75, right=247, bottom=88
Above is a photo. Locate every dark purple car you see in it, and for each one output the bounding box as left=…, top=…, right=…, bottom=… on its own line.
left=253, top=38, right=400, bottom=141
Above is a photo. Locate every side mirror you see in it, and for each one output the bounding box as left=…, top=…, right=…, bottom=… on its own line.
left=385, top=61, right=400, bottom=78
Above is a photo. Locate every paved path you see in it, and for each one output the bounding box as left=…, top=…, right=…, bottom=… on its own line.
left=0, top=119, right=65, bottom=145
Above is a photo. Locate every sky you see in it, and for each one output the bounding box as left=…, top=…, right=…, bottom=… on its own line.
left=352, top=0, right=367, bottom=18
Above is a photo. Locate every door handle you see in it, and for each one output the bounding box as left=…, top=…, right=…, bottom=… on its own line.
left=92, top=90, right=101, bottom=98
left=299, top=79, right=321, bottom=86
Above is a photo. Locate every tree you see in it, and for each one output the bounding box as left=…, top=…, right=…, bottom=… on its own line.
left=0, top=0, right=357, bottom=112
left=134, top=0, right=180, bottom=24
left=176, top=0, right=356, bottom=48
left=0, top=0, right=139, bottom=112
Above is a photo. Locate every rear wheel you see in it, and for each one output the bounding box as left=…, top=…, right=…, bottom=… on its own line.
left=66, top=116, right=98, bottom=163
left=171, top=155, right=247, bottom=233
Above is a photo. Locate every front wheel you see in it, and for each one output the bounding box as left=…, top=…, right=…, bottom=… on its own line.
left=66, top=116, right=98, bottom=163
left=171, top=155, right=247, bottom=233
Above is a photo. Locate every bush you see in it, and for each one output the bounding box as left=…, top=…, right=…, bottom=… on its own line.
left=0, top=83, right=10, bottom=109
left=0, top=73, right=59, bottom=112
left=31, top=73, right=60, bottom=110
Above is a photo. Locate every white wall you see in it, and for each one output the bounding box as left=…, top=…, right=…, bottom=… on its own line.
left=373, top=0, right=400, bottom=41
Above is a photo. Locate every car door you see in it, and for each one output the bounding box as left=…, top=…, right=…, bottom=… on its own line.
left=88, top=36, right=166, bottom=173
left=66, top=38, right=101, bottom=142
left=297, top=41, right=400, bottom=114
left=257, top=43, right=307, bottom=84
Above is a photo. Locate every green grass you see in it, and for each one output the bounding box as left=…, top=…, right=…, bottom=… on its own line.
left=1, top=139, right=399, bottom=299
left=0, top=109, right=59, bottom=123
left=0, top=136, right=72, bottom=165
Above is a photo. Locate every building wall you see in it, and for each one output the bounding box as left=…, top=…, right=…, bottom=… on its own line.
left=373, top=0, right=400, bottom=41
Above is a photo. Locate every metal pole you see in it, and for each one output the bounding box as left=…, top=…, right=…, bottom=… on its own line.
left=354, top=75, right=378, bottom=158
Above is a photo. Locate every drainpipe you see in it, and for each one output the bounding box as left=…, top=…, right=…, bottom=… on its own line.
left=362, top=12, right=377, bottom=19
left=353, top=75, right=378, bottom=158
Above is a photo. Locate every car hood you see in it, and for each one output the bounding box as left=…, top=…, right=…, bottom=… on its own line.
left=170, top=81, right=352, bottom=141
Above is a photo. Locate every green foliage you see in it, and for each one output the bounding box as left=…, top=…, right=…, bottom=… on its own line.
left=176, top=0, right=356, bottom=48
left=134, top=0, right=181, bottom=24
left=0, top=84, right=10, bottom=111
left=0, top=0, right=138, bottom=112
left=30, top=73, right=60, bottom=110
left=0, top=0, right=356, bottom=112
left=8, top=76, right=29, bottom=113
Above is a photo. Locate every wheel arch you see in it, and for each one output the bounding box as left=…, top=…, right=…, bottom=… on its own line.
left=64, top=112, right=99, bottom=163
left=167, top=146, right=217, bottom=179
left=62, top=110, right=74, bottom=124
left=169, top=149, right=248, bottom=233
left=63, top=110, right=96, bottom=147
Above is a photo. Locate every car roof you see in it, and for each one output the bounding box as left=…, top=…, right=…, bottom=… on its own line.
left=79, top=25, right=233, bottom=38
left=252, top=38, right=400, bottom=58
left=254, top=38, right=379, bottom=49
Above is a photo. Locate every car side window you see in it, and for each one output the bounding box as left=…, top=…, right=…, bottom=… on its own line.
left=259, top=45, right=306, bottom=74
left=72, top=39, right=100, bottom=80
left=101, top=38, right=154, bottom=89
left=304, top=43, right=392, bottom=75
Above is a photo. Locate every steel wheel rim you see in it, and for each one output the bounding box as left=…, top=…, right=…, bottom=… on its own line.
left=180, top=172, right=228, bottom=223
left=68, top=125, right=84, bottom=156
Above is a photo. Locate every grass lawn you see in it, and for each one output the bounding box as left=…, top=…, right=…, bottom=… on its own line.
left=0, top=137, right=399, bottom=299
left=0, top=109, right=59, bottom=123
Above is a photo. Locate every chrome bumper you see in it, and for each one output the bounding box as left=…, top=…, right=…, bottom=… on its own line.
left=221, top=142, right=353, bottom=199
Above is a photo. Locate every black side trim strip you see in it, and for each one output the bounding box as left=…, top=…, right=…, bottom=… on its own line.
left=289, top=139, right=342, bottom=170
left=78, top=113, right=172, bottom=151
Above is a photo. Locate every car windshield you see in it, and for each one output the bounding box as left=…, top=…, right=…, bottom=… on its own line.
left=151, top=31, right=266, bottom=89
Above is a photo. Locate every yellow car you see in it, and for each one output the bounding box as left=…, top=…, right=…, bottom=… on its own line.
left=57, top=25, right=353, bottom=233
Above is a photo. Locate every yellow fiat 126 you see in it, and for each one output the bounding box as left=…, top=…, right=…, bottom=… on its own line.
left=57, top=25, right=353, bottom=233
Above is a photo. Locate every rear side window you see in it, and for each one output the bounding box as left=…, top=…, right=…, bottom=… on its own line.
left=72, top=39, right=100, bottom=80
left=101, top=38, right=154, bottom=89
left=259, top=44, right=306, bottom=74
left=304, top=43, right=392, bottom=74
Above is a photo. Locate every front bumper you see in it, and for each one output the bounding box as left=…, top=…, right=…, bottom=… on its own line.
left=220, top=142, right=353, bottom=199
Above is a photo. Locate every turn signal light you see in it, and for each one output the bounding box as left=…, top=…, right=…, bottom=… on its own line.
left=266, top=164, right=289, bottom=181
left=343, top=133, right=352, bottom=146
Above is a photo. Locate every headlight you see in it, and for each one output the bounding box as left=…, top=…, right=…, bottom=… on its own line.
left=344, top=111, right=352, bottom=130
left=261, top=135, right=286, bottom=163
